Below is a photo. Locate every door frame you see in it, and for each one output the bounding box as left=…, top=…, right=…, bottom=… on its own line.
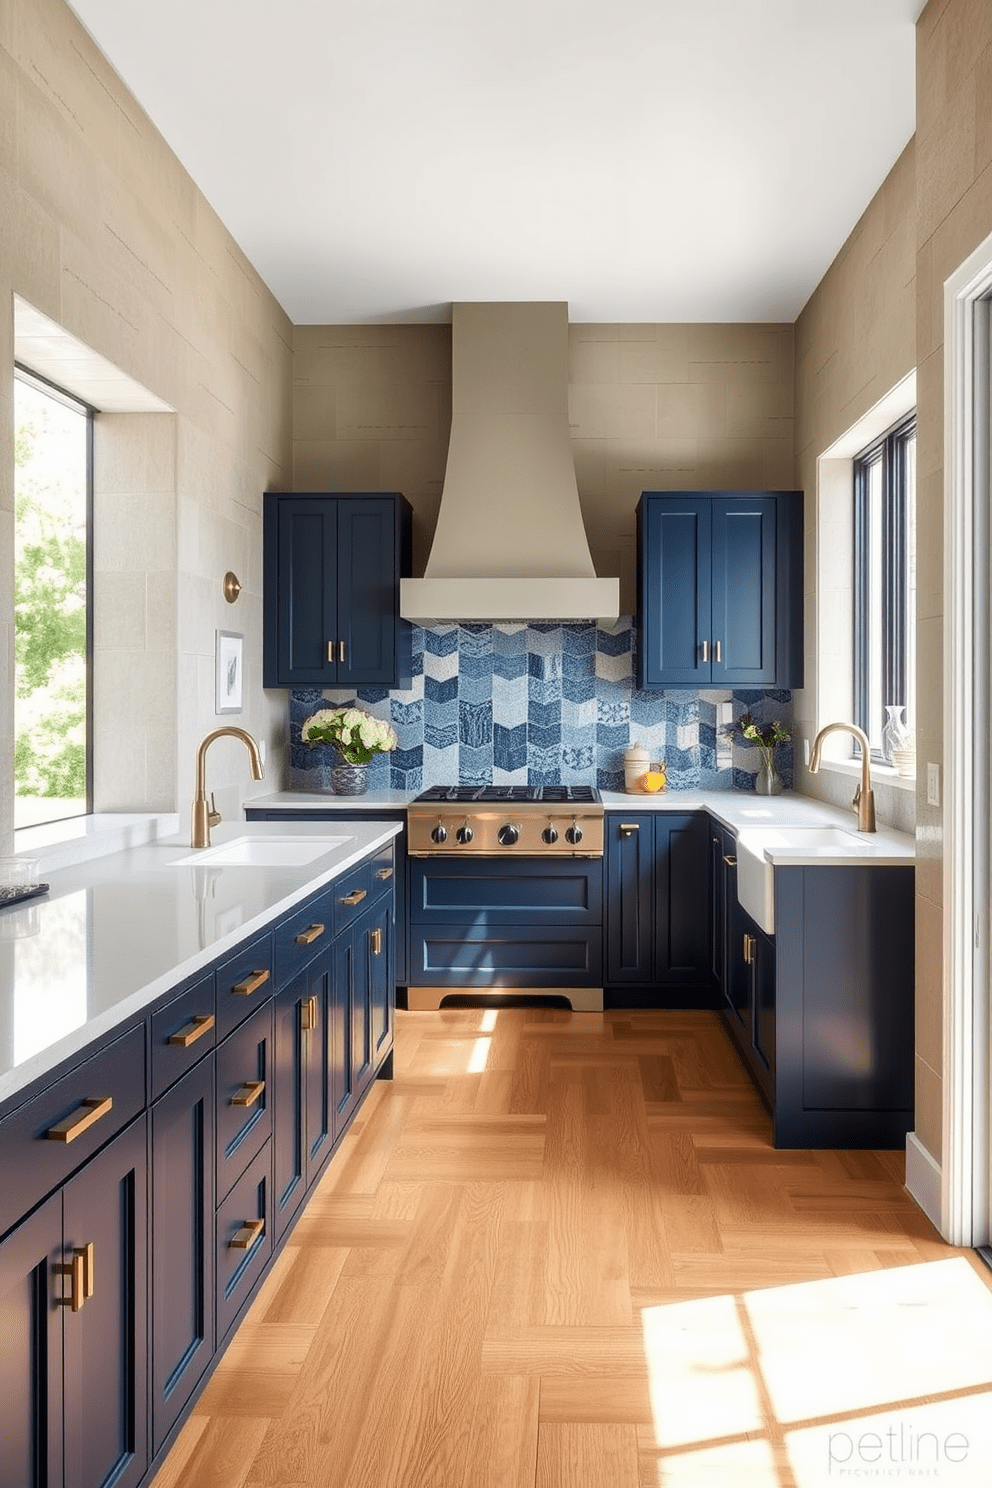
left=941, top=229, right=992, bottom=1246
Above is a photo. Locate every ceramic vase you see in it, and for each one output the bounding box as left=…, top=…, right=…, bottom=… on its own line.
left=331, top=760, right=370, bottom=795
left=881, top=705, right=914, bottom=776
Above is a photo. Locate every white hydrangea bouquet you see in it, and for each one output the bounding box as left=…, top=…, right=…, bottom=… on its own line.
left=301, top=706, right=398, bottom=765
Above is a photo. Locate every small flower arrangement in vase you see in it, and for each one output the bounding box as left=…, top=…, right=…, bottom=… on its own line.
left=301, top=707, right=398, bottom=795
left=737, top=711, right=790, bottom=796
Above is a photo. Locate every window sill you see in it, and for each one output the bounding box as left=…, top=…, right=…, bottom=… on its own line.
left=14, top=813, right=181, bottom=875
left=814, top=757, right=916, bottom=794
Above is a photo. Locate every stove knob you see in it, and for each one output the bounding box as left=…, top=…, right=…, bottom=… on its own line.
left=565, top=820, right=584, bottom=846
left=430, top=820, right=448, bottom=844
left=456, top=823, right=474, bottom=845
left=542, top=823, right=559, bottom=845
left=497, top=823, right=519, bottom=846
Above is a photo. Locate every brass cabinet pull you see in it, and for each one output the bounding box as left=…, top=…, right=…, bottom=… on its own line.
left=619, top=823, right=640, bottom=836
left=375, top=866, right=393, bottom=881
left=743, top=933, right=756, bottom=965
left=370, top=927, right=382, bottom=956
left=341, top=888, right=367, bottom=907
left=295, top=923, right=325, bottom=945
left=327, top=640, right=336, bottom=663
left=230, top=1080, right=265, bottom=1108
left=230, top=1218, right=264, bottom=1251
left=46, top=1096, right=113, bottom=1144
left=701, top=640, right=709, bottom=663
left=233, top=968, right=270, bottom=997
left=723, top=853, right=737, bottom=866
left=714, top=640, right=722, bottom=663
left=338, top=640, right=346, bottom=664
left=55, top=1243, right=93, bottom=1312
left=168, top=1013, right=215, bottom=1047
left=301, top=995, right=318, bottom=1031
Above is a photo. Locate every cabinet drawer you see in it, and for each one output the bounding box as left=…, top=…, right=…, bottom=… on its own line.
left=216, top=1002, right=273, bottom=1203
left=0, top=1023, right=146, bottom=1240
left=216, top=932, right=274, bottom=1042
left=216, top=1142, right=271, bottom=1342
left=151, top=972, right=216, bottom=1100
left=369, top=842, right=395, bottom=902
left=274, top=891, right=333, bottom=988
left=332, top=861, right=373, bottom=936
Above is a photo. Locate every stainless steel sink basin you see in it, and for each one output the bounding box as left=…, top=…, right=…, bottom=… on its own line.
left=170, top=835, right=351, bottom=868
left=736, top=826, right=864, bottom=934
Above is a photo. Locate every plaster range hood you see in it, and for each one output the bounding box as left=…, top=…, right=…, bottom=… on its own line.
left=399, top=302, right=619, bottom=624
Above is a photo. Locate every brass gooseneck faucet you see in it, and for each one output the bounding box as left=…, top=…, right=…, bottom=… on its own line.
left=191, top=727, right=264, bottom=848
left=808, top=721, right=876, bottom=832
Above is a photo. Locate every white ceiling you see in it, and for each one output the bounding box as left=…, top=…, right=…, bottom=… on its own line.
left=66, top=0, right=924, bottom=326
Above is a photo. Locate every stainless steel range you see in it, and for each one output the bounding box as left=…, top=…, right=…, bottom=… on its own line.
left=407, top=784, right=604, bottom=859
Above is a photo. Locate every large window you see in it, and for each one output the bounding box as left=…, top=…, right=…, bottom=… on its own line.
left=13, top=369, right=92, bottom=830
left=853, top=414, right=916, bottom=760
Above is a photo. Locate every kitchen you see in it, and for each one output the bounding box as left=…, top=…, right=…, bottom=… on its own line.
left=2, top=0, right=992, bottom=1484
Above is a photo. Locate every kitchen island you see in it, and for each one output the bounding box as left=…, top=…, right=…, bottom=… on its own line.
left=0, top=817, right=400, bottom=1488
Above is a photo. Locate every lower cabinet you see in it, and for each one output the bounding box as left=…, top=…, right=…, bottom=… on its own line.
left=0, top=1116, right=148, bottom=1488
left=605, top=812, right=712, bottom=1003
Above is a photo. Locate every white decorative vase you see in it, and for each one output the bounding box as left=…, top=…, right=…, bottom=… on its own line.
left=882, top=705, right=914, bottom=776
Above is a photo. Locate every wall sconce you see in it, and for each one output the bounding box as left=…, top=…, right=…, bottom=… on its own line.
left=223, top=571, right=241, bottom=604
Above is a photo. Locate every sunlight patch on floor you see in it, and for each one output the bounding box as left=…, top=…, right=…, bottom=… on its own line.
left=640, top=1258, right=992, bottom=1487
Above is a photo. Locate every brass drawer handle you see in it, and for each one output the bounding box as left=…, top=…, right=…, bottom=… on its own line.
left=723, top=854, right=737, bottom=867
left=327, top=640, right=335, bottom=663
left=714, top=640, right=722, bottom=663
left=46, top=1096, right=113, bottom=1144
left=743, top=933, right=756, bottom=965
left=619, top=823, right=640, bottom=836
left=55, top=1243, right=94, bottom=1312
left=230, top=1218, right=265, bottom=1251
left=301, top=995, right=318, bottom=1031
left=375, top=866, right=393, bottom=881
left=233, top=968, right=270, bottom=997
left=701, top=640, right=709, bottom=663
left=295, top=923, right=325, bottom=946
left=341, top=888, right=367, bottom=907
left=168, top=1013, right=215, bottom=1047
left=370, top=927, right=382, bottom=956
left=230, top=1080, right=265, bottom=1108
left=338, top=640, right=347, bottom=664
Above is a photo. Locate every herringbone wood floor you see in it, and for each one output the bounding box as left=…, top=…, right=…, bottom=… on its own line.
left=151, top=1008, right=990, bottom=1488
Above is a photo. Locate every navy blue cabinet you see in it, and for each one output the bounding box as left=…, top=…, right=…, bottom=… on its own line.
left=636, top=491, right=803, bottom=690
left=605, top=812, right=712, bottom=1004
left=0, top=1192, right=62, bottom=1488
left=263, top=493, right=412, bottom=689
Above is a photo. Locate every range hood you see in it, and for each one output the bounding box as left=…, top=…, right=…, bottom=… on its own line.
left=400, top=302, right=619, bottom=623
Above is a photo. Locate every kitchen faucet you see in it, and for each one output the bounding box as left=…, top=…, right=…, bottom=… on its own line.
left=191, top=727, right=264, bottom=848
left=808, top=721, right=876, bottom=832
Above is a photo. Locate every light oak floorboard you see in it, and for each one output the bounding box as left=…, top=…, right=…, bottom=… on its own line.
left=153, top=1008, right=985, bottom=1488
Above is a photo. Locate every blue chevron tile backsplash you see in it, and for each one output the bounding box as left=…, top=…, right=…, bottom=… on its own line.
left=288, top=618, right=793, bottom=794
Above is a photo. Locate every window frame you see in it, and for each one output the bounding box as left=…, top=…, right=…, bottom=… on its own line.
left=852, top=412, right=916, bottom=762
left=13, top=363, right=95, bottom=824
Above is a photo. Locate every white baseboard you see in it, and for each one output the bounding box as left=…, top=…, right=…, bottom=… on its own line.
left=905, top=1131, right=943, bottom=1234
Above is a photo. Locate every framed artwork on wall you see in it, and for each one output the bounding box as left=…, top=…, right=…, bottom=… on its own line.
left=215, top=629, right=243, bottom=714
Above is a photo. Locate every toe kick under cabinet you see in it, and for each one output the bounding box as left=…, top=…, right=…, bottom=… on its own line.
left=0, top=843, right=396, bottom=1488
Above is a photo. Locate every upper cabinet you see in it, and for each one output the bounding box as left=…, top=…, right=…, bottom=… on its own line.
left=636, top=491, right=803, bottom=690
left=263, top=493, right=413, bottom=690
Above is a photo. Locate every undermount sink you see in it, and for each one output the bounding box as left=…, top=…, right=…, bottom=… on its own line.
left=735, top=825, right=865, bottom=934
left=170, top=835, right=351, bottom=868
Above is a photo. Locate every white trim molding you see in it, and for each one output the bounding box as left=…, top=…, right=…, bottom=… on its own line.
left=906, top=1131, right=943, bottom=1233
left=941, top=231, right=992, bottom=1247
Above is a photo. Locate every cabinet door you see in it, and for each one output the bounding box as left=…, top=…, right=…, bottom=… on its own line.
left=605, top=815, right=655, bottom=983
left=151, top=1058, right=215, bottom=1454
left=637, top=496, right=711, bottom=687
left=722, top=860, right=750, bottom=1035
left=710, top=496, right=777, bottom=686
left=336, top=497, right=401, bottom=687
left=0, top=1194, right=62, bottom=1488
left=368, top=898, right=394, bottom=1071
left=331, top=927, right=359, bottom=1138
left=303, top=951, right=334, bottom=1188
left=750, top=925, right=776, bottom=1098
left=270, top=496, right=339, bottom=686
left=62, top=1117, right=148, bottom=1488
left=654, top=814, right=710, bottom=983
left=272, top=977, right=306, bottom=1242
left=709, top=826, right=727, bottom=990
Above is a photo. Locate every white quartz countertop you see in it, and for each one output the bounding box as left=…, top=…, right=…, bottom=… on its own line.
left=0, top=818, right=401, bottom=1109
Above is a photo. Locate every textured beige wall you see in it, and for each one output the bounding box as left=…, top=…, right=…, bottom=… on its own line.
left=912, top=0, right=992, bottom=1163
left=792, top=141, right=917, bottom=834
left=0, top=0, right=293, bottom=848
left=293, top=322, right=795, bottom=613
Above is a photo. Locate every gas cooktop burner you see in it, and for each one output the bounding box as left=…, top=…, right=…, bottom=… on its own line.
left=415, top=785, right=600, bottom=804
